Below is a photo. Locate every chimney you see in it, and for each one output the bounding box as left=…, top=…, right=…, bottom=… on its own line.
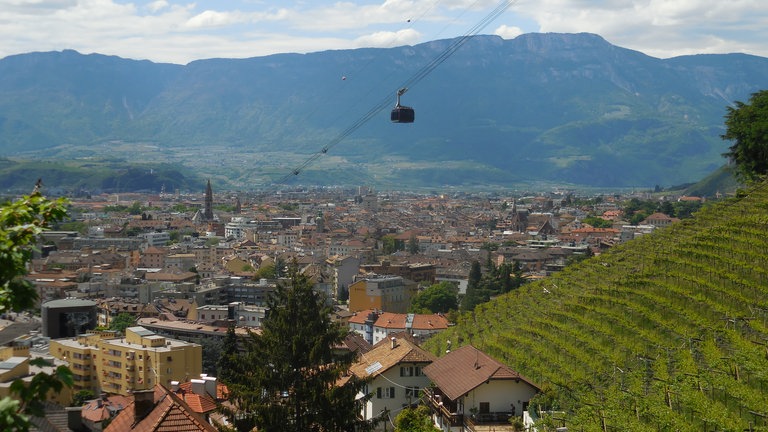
left=133, top=389, right=155, bottom=424
left=191, top=378, right=206, bottom=395
left=390, top=336, right=396, bottom=349
left=65, top=406, right=85, bottom=432
left=203, top=376, right=217, bottom=398
left=171, top=380, right=180, bottom=392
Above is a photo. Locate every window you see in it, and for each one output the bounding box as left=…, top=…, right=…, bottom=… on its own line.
left=414, top=366, right=423, bottom=376
left=405, top=386, right=420, bottom=398
left=479, top=402, right=490, bottom=414
left=400, top=366, right=413, bottom=377
left=377, top=387, right=396, bottom=399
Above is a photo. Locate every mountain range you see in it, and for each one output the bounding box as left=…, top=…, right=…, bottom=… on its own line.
left=1, top=32, right=767, bottom=192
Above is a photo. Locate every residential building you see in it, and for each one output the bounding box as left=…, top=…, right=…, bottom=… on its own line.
left=138, top=231, right=171, bottom=247
left=349, top=310, right=450, bottom=345
left=0, top=345, right=73, bottom=406
left=136, top=316, right=252, bottom=344
left=104, top=385, right=217, bottom=432
left=348, top=275, right=417, bottom=314
left=50, top=327, right=202, bottom=396
left=347, top=335, right=435, bottom=428
left=188, top=302, right=267, bottom=328
left=641, top=212, right=679, bottom=227
left=423, top=345, right=540, bottom=432
left=360, top=261, right=436, bottom=285
left=326, top=255, right=361, bottom=300
left=371, top=312, right=450, bottom=345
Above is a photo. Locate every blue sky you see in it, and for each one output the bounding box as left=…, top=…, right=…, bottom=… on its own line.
left=2, top=0, right=766, bottom=64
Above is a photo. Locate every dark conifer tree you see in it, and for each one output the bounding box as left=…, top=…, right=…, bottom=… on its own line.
left=223, top=271, right=375, bottom=432
left=217, top=325, right=240, bottom=385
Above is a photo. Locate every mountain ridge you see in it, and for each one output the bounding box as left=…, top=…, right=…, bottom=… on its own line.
left=1, top=32, right=766, bottom=191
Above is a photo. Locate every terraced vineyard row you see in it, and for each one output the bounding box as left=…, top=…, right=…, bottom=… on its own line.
left=425, top=182, right=768, bottom=431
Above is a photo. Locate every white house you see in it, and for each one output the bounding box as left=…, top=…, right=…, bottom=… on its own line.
left=348, top=335, right=436, bottom=430
left=423, top=345, right=540, bottom=432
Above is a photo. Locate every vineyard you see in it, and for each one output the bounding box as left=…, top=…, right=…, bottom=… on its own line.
left=423, top=181, right=768, bottom=431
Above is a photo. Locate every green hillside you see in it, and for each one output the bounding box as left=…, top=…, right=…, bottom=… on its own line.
left=0, top=158, right=202, bottom=194
left=424, top=181, right=768, bottom=430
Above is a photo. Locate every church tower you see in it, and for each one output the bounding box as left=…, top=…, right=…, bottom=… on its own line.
left=204, top=179, right=214, bottom=221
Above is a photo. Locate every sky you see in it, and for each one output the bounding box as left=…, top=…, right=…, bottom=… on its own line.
left=1, top=0, right=766, bottom=65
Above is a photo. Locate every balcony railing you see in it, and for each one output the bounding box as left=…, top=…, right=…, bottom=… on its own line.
left=423, top=387, right=463, bottom=428
left=423, top=387, right=522, bottom=432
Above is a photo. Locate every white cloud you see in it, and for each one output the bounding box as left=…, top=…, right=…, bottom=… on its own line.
left=0, top=0, right=765, bottom=64
left=146, top=0, right=169, bottom=13
left=354, top=28, right=421, bottom=48
left=494, top=24, right=522, bottom=39
left=185, top=10, right=242, bottom=28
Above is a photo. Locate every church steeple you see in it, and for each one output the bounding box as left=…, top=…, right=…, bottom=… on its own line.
left=204, top=179, right=214, bottom=221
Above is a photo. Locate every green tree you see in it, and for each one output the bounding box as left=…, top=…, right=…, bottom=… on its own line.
left=200, top=336, right=224, bottom=376
left=381, top=234, right=397, bottom=255
left=468, top=260, right=482, bottom=289
left=722, top=90, right=768, bottom=182
left=254, top=263, right=276, bottom=280
left=461, top=260, right=489, bottom=312
left=108, top=312, right=135, bottom=334
left=409, top=282, right=458, bottom=314
left=394, top=405, right=439, bottom=432
left=581, top=216, right=612, bottom=228
left=408, top=234, right=419, bottom=255
left=0, top=191, right=73, bottom=431
left=223, top=271, right=376, bottom=432
left=216, top=326, right=240, bottom=385
left=127, top=201, right=143, bottom=215
left=71, top=389, right=95, bottom=407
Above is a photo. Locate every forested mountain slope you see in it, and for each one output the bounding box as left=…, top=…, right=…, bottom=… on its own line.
left=1, top=33, right=767, bottom=189
left=424, top=181, right=768, bottom=430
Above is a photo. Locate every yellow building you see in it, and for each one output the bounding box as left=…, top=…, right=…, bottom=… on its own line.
left=348, top=275, right=417, bottom=313
left=50, top=327, right=202, bottom=396
left=0, top=345, right=73, bottom=406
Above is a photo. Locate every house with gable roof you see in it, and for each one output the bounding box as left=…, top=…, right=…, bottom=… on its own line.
left=423, top=345, right=539, bottom=432
left=104, top=384, right=217, bottom=432
left=347, top=335, right=436, bottom=429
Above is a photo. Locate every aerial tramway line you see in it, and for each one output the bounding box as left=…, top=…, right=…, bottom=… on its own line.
left=275, top=0, right=519, bottom=185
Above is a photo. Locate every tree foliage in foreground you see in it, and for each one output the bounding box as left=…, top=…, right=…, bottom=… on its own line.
left=722, top=89, right=768, bottom=182
left=221, top=271, right=376, bottom=432
left=394, top=406, right=440, bottom=432
left=0, top=191, right=73, bottom=431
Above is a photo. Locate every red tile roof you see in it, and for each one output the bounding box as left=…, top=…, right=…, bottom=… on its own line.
left=104, top=385, right=218, bottom=432
left=178, top=380, right=230, bottom=402
left=423, top=345, right=538, bottom=401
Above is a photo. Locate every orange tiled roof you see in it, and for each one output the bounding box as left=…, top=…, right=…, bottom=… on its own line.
left=104, top=385, right=217, bottom=432
left=178, top=381, right=230, bottom=401
left=349, top=336, right=435, bottom=379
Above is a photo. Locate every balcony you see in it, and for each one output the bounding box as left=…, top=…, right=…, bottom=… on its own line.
left=423, top=387, right=522, bottom=432
left=423, top=387, right=463, bottom=428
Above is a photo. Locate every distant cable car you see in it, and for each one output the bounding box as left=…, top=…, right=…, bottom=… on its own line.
left=391, top=88, right=414, bottom=123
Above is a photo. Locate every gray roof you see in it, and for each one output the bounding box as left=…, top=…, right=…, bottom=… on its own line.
left=42, top=299, right=97, bottom=309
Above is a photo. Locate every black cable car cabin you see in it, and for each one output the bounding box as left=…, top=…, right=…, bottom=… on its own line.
left=391, top=105, right=414, bottom=123
left=391, top=88, right=414, bottom=123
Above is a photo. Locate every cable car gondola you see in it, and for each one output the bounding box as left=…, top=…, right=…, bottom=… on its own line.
left=391, top=88, right=414, bottom=123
